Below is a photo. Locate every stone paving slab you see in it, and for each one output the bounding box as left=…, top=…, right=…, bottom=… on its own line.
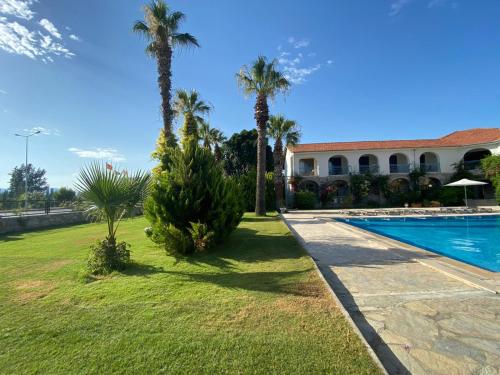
left=283, top=213, right=500, bottom=375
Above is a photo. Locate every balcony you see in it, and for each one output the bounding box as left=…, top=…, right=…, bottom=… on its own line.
left=299, top=169, right=317, bottom=177
left=389, top=164, right=410, bottom=174
left=359, top=165, right=379, bottom=174
left=328, top=165, right=349, bottom=175
left=463, top=160, right=482, bottom=171
left=420, top=163, right=440, bottom=173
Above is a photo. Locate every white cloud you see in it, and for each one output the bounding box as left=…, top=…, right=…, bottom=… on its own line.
left=327, top=60, right=333, bottom=65
left=0, top=89, right=6, bottom=94
left=288, top=36, right=310, bottom=49
left=0, top=1, right=74, bottom=62
left=69, top=34, right=80, bottom=41
left=428, top=0, right=458, bottom=8
left=277, top=38, right=325, bottom=84
left=23, top=126, right=60, bottom=136
left=68, top=147, right=126, bottom=162
left=283, top=64, right=321, bottom=85
left=39, top=18, right=61, bottom=39
left=0, top=16, right=74, bottom=61
left=389, top=0, right=413, bottom=16
left=0, top=0, right=36, bottom=20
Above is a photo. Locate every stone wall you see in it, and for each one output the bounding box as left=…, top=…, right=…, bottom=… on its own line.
left=0, top=212, right=89, bottom=235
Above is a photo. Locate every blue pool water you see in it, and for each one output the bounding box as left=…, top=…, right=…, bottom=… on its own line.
left=337, top=215, right=500, bottom=272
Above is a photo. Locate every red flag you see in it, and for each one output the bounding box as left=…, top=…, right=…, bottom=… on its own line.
left=106, top=162, right=113, bottom=170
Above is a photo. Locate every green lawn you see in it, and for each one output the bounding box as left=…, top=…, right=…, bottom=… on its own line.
left=0, top=214, right=379, bottom=374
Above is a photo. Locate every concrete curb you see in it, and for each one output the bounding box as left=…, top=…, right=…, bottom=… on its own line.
left=279, top=214, right=389, bottom=375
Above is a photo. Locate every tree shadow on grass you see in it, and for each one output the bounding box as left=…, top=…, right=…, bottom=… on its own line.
left=164, top=269, right=314, bottom=296
left=175, top=227, right=307, bottom=270
left=121, top=262, right=167, bottom=277
left=240, top=215, right=279, bottom=223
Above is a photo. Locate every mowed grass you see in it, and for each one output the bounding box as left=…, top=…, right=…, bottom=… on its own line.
left=0, top=214, right=379, bottom=374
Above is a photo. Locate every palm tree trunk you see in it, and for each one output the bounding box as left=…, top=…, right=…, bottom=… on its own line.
left=156, top=42, right=175, bottom=147
left=214, top=144, right=222, bottom=162
left=273, top=138, right=284, bottom=209
left=204, top=138, right=211, bottom=150
left=254, top=93, right=269, bottom=215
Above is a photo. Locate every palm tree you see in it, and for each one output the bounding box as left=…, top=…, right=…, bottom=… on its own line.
left=198, top=121, right=225, bottom=161
left=236, top=56, right=289, bottom=215
left=76, top=163, right=150, bottom=273
left=173, top=89, right=211, bottom=145
left=198, top=120, right=213, bottom=149
left=133, top=1, right=199, bottom=148
left=267, top=115, right=300, bottom=209
left=210, top=129, right=226, bottom=162
left=77, top=163, right=150, bottom=246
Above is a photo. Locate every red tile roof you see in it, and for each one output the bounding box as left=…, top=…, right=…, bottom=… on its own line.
left=289, top=128, right=500, bottom=153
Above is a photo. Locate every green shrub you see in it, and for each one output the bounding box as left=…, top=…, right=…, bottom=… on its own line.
left=481, top=155, right=500, bottom=203
left=145, top=142, right=244, bottom=256
left=295, top=191, right=317, bottom=209
left=53, top=187, right=76, bottom=204
left=439, top=188, right=464, bottom=206
left=350, top=174, right=370, bottom=203
left=234, top=168, right=275, bottom=212
left=87, top=239, right=130, bottom=275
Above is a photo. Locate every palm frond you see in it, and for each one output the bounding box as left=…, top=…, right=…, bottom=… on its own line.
left=132, top=21, right=151, bottom=38
left=168, top=11, right=186, bottom=29
left=172, top=32, right=199, bottom=47
left=236, top=56, right=289, bottom=99
left=75, top=162, right=150, bottom=239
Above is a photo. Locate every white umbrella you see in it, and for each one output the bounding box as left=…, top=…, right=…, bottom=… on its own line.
left=444, top=178, right=488, bottom=207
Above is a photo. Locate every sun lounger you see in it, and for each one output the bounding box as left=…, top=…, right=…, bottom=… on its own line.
left=477, top=207, right=493, bottom=213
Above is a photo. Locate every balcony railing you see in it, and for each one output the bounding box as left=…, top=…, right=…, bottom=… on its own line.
left=359, top=165, right=379, bottom=174
left=420, top=163, right=440, bottom=172
left=328, top=165, right=349, bottom=175
left=299, top=169, right=316, bottom=177
left=389, top=164, right=410, bottom=174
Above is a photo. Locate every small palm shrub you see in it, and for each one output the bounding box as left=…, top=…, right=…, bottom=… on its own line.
left=76, top=163, right=150, bottom=275
left=145, top=141, right=244, bottom=255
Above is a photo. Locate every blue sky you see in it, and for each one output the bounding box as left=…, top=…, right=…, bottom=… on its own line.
left=0, top=0, right=499, bottom=188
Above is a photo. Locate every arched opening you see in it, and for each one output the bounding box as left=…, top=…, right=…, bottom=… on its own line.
left=359, top=154, right=378, bottom=174
left=298, top=180, right=319, bottom=195
left=389, top=153, right=410, bottom=173
left=299, top=158, right=316, bottom=176
left=328, top=156, right=349, bottom=175
left=320, top=180, right=349, bottom=207
left=389, top=178, right=410, bottom=193
left=419, top=152, right=440, bottom=172
left=463, top=149, right=491, bottom=171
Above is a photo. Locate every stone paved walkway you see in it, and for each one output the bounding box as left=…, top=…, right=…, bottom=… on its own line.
left=283, top=213, right=500, bottom=375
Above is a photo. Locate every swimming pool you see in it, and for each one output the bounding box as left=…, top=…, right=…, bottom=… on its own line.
left=337, top=215, right=500, bottom=272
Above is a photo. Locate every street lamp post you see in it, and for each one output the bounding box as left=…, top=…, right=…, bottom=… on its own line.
left=14, top=130, right=40, bottom=210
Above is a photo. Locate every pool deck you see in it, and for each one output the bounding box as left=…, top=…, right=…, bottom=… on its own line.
left=282, top=210, right=500, bottom=375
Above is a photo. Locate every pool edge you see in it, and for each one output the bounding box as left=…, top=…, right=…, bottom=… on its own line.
left=328, top=219, right=499, bottom=294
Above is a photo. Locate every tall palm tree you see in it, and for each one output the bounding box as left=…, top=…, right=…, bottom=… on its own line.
left=133, top=1, right=199, bottom=148
left=236, top=56, right=289, bottom=215
left=267, top=115, right=300, bottom=209
left=210, top=129, right=226, bottom=162
left=173, top=89, right=211, bottom=145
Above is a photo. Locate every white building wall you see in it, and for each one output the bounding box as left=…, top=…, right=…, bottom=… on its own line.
left=286, top=141, right=499, bottom=179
